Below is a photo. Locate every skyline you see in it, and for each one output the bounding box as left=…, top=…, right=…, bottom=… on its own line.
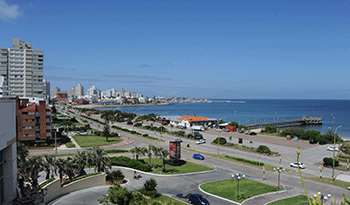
left=1, top=0, right=349, bottom=99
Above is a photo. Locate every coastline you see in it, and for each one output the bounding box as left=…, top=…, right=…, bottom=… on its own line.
left=72, top=103, right=172, bottom=109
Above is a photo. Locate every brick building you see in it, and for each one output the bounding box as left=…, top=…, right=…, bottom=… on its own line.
left=16, top=98, right=53, bottom=145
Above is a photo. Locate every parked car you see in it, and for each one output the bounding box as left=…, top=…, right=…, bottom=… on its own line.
left=223, top=129, right=230, bottom=132
left=309, top=139, right=317, bottom=144
left=238, top=129, right=245, bottom=133
left=193, top=154, right=204, bottom=160
left=196, top=139, right=206, bottom=145
left=327, top=146, right=339, bottom=152
left=249, top=132, right=257, bottom=135
left=244, top=131, right=250, bottom=135
left=189, top=194, right=210, bottom=205
left=216, top=129, right=222, bottom=132
left=319, top=141, right=327, bottom=145
left=290, top=162, right=305, bottom=169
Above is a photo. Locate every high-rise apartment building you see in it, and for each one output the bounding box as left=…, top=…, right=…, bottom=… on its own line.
left=52, top=86, right=60, bottom=98
left=69, top=87, right=76, bottom=97
left=43, top=79, right=50, bottom=99
left=0, top=39, right=44, bottom=98
left=75, top=83, right=84, bottom=97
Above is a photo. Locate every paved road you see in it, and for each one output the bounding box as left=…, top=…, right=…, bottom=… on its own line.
left=44, top=107, right=348, bottom=204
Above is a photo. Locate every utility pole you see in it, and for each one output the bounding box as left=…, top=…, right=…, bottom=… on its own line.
left=55, top=130, right=57, bottom=158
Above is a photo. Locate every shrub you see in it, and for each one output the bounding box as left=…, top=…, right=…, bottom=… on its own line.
left=176, top=131, right=185, bottom=137
left=225, top=155, right=264, bottom=166
left=143, top=178, right=157, bottom=191
left=257, top=145, right=272, bottom=155
left=143, top=126, right=151, bottom=130
left=110, top=156, right=152, bottom=172
left=106, top=170, right=125, bottom=182
left=143, top=134, right=148, bottom=137
left=138, top=188, right=157, bottom=197
left=127, top=121, right=133, bottom=125
left=130, top=130, right=136, bottom=134
left=187, top=134, right=194, bottom=139
left=134, top=123, right=142, bottom=127
left=213, top=137, right=227, bottom=145
left=323, top=157, right=339, bottom=167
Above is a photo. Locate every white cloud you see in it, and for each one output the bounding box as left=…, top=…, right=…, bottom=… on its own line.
left=0, top=0, right=21, bottom=22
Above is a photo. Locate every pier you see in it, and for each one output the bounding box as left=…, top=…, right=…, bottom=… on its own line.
left=245, top=116, right=323, bottom=129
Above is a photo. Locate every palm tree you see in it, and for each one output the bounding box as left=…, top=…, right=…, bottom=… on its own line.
left=27, top=156, right=44, bottom=190
left=103, top=117, right=111, bottom=142
left=132, top=146, right=145, bottom=161
left=155, top=148, right=170, bottom=172
left=55, top=158, right=66, bottom=183
left=145, top=145, right=156, bottom=165
left=91, top=146, right=111, bottom=172
left=64, top=157, right=76, bottom=180
left=43, top=155, right=56, bottom=179
left=74, top=150, right=89, bottom=176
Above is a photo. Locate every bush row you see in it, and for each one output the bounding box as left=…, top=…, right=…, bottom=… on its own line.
left=224, top=155, right=264, bottom=166
left=110, top=156, right=152, bottom=172
left=280, top=128, right=342, bottom=144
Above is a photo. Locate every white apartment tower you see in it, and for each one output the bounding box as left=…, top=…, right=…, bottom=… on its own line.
left=0, top=39, right=44, bottom=98
left=43, top=79, right=50, bottom=99
left=75, top=83, right=84, bottom=97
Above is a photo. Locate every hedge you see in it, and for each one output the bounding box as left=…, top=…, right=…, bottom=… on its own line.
left=110, top=156, right=152, bottom=172
left=224, top=155, right=264, bottom=166
left=323, top=157, right=339, bottom=167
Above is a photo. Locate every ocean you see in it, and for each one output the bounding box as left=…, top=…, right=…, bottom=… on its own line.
left=95, top=99, right=350, bottom=138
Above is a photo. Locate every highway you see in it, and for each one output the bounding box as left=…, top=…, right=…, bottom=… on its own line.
left=42, top=107, right=349, bottom=204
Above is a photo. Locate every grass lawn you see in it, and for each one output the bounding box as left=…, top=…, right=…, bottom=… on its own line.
left=149, top=158, right=213, bottom=174
left=66, top=142, right=76, bottom=148
left=72, top=135, right=122, bottom=147
left=306, top=177, right=350, bottom=189
left=185, top=148, right=293, bottom=172
left=200, top=178, right=280, bottom=203
left=146, top=194, right=187, bottom=205
left=27, top=146, right=53, bottom=150
left=267, top=194, right=310, bottom=205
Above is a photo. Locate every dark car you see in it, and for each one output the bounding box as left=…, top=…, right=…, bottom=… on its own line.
left=249, top=132, right=257, bottom=135
left=189, top=194, right=210, bottom=205
left=319, top=141, right=327, bottom=145
left=309, top=139, right=317, bottom=144
left=193, top=154, right=204, bottom=160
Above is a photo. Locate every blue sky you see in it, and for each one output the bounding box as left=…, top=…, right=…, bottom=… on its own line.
left=1, top=0, right=349, bottom=99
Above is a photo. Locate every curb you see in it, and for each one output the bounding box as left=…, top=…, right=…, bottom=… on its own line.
left=263, top=193, right=303, bottom=205
left=197, top=180, right=288, bottom=205
left=111, top=165, right=217, bottom=177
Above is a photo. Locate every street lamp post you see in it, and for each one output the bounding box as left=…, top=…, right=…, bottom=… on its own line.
left=332, top=125, right=341, bottom=181
left=274, top=167, right=285, bottom=188
left=313, top=192, right=331, bottom=205
left=232, top=173, right=245, bottom=200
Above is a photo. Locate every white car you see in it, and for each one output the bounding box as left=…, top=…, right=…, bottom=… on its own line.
left=216, top=129, right=222, bottom=132
left=290, top=162, right=305, bottom=169
left=196, top=139, right=206, bottom=145
left=327, top=146, right=339, bottom=152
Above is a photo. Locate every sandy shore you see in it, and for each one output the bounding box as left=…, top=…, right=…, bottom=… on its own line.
left=72, top=103, right=172, bottom=109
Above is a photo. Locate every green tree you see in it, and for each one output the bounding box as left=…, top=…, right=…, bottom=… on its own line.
left=43, top=154, right=56, bottom=180
left=74, top=150, right=89, bottom=176
left=131, top=146, right=145, bottom=161
left=145, top=145, right=156, bottom=165
left=91, top=146, right=111, bottom=172
left=108, top=184, right=134, bottom=205
left=155, top=148, right=170, bottom=172
left=55, top=158, right=66, bottom=183
left=103, top=116, right=111, bottom=142
left=27, top=156, right=44, bottom=190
